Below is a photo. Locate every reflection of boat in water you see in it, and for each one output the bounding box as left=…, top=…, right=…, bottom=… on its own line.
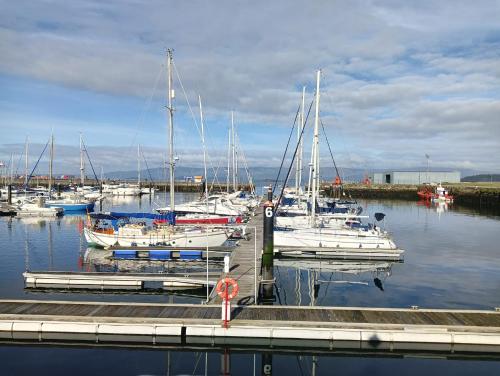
left=275, top=258, right=394, bottom=274
left=417, top=199, right=450, bottom=214
left=83, top=247, right=224, bottom=272
left=275, top=257, right=397, bottom=300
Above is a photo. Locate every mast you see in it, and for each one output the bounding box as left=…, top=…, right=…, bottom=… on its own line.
left=226, top=127, right=231, bottom=193
left=137, top=144, right=141, bottom=186
left=48, top=133, right=54, bottom=197
left=231, top=111, right=236, bottom=191
left=296, top=86, right=306, bottom=199
left=199, top=95, right=211, bottom=302
left=199, top=95, right=209, bottom=210
left=24, top=137, right=29, bottom=189
left=310, top=70, right=321, bottom=226
left=10, top=153, right=14, bottom=185
left=167, top=49, right=175, bottom=212
left=79, top=133, right=85, bottom=187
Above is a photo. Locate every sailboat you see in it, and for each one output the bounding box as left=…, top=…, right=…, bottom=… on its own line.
left=274, top=70, right=403, bottom=258
left=156, top=109, right=257, bottom=220
left=45, top=134, right=95, bottom=212
left=84, top=50, right=230, bottom=248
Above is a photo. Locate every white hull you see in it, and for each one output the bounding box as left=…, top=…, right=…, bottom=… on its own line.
left=84, top=227, right=229, bottom=248
left=16, top=206, right=63, bottom=217
left=274, top=227, right=398, bottom=250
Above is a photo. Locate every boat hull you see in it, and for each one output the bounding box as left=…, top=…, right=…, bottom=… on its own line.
left=84, top=227, right=229, bottom=248
left=46, top=202, right=95, bottom=212
left=274, top=228, right=398, bottom=251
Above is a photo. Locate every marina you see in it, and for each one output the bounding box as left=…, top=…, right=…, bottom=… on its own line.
left=2, top=2, right=500, bottom=373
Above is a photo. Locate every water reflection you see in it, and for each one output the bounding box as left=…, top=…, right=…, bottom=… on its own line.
left=1, top=343, right=499, bottom=376
left=275, top=258, right=395, bottom=306
left=417, top=199, right=450, bottom=216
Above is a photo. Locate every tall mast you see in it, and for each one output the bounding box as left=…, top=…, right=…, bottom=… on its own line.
left=310, top=70, right=321, bottom=226
left=199, top=95, right=209, bottom=211
left=296, top=86, right=306, bottom=198
left=79, top=133, right=85, bottom=187
left=24, top=137, right=29, bottom=188
left=231, top=111, right=236, bottom=191
left=48, top=133, right=54, bottom=197
left=10, top=153, right=14, bottom=185
left=137, top=144, right=141, bottom=186
left=226, top=127, right=231, bottom=193
left=167, top=49, right=175, bottom=212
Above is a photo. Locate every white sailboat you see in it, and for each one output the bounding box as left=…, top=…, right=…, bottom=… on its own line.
left=274, top=70, right=403, bottom=258
left=84, top=50, right=229, bottom=248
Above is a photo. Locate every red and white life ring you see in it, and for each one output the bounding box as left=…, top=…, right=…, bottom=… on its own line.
left=216, top=277, right=239, bottom=300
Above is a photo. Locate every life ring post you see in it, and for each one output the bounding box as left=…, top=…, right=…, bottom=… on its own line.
left=216, top=277, right=239, bottom=328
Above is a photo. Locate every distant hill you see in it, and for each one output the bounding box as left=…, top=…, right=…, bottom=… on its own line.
left=462, top=174, right=500, bottom=182
left=104, top=166, right=368, bottom=185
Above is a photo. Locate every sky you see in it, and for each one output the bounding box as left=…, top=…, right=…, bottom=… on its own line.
left=1, top=0, right=500, bottom=176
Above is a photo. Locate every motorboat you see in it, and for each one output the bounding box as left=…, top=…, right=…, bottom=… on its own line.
left=15, top=197, right=63, bottom=217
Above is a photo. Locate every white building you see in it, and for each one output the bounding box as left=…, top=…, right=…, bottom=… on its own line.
left=370, top=171, right=461, bottom=185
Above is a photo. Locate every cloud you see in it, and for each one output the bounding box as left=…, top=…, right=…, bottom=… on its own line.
left=1, top=0, right=500, bottom=172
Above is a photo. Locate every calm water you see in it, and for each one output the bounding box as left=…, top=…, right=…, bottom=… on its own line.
left=1, top=194, right=500, bottom=374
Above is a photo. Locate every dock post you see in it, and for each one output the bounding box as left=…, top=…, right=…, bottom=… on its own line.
left=261, top=186, right=275, bottom=374
left=7, top=184, right=12, bottom=205
left=261, top=186, right=274, bottom=301
left=57, top=184, right=61, bottom=197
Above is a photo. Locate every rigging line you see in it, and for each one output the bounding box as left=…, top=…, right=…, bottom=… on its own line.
left=319, top=118, right=341, bottom=180
left=274, top=97, right=314, bottom=211
left=320, top=118, right=353, bottom=198
left=272, top=104, right=301, bottom=196
left=81, top=139, right=100, bottom=185
left=140, top=149, right=154, bottom=183
left=14, top=150, right=24, bottom=178
left=127, top=62, right=164, bottom=153
left=234, top=132, right=254, bottom=193
left=171, top=61, right=221, bottom=180
left=24, top=139, right=50, bottom=188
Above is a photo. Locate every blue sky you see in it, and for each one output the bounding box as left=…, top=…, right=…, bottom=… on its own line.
left=1, top=1, right=500, bottom=174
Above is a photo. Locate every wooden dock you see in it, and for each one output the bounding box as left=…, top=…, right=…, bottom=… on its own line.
left=1, top=300, right=500, bottom=353
left=209, top=212, right=262, bottom=305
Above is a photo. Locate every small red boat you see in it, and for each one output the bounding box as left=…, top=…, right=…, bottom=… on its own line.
left=417, top=184, right=454, bottom=203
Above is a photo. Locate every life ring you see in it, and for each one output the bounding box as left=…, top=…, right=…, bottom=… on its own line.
left=216, top=277, right=239, bottom=300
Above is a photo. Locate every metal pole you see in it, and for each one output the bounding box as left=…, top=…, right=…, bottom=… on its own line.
left=254, top=225, right=257, bottom=305
left=231, top=112, right=236, bottom=192
left=80, top=133, right=85, bottom=187
left=226, top=127, right=230, bottom=193
left=48, top=133, right=54, bottom=198
left=310, top=70, right=321, bottom=226
left=167, top=49, right=175, bottom=212
left=199, top=95, right=210, bottom=303
left=137, top=144, right=141, bottom=188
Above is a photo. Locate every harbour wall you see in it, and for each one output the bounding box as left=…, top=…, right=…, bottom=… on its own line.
left=324, top=183, right=500, bottom=212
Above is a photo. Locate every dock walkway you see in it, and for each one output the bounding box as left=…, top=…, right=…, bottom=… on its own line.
left=1, top=300, right=500, bottom=353
left=209, top=211, right=262, bottom=305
